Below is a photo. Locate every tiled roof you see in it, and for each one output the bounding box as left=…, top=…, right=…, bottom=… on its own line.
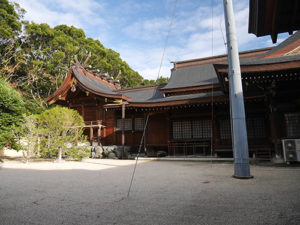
left=118, top=84, right=165, bottom=102
left=72, top=67, right=120, bottom=96
left=259, top=31, right=300, bottom=58
left=133, top=91, right=223, bottom=103
left=161, top=64, right=219, bottom=90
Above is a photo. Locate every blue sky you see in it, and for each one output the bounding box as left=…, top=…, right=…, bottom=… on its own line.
left=15, top=0, right=288, bottom=80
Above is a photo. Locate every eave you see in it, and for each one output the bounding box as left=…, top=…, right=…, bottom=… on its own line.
left=248, top=0, right=300, bottom=43
left=75, top=78, right=130, bottom=101
left=104, top=94, right=265, bottom=110
left=173, top=48, right=271, bottom=69
left=214, top=60, right=300, bottom=73
left=160, top=84, right=221, bottom=94
left=45, top=71, right=73, bottom=104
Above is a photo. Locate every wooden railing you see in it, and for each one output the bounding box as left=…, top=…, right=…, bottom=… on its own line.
left=168, top=140, right=211, bottom=156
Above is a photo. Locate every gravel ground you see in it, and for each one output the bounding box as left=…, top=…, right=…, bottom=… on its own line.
left=0, top=159, right=300, bottom=225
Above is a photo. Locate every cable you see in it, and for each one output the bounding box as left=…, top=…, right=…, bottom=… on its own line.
left=127, top=114, right=150, bottom=197
left=157, top=0, right=178, bottom=80
left=211, top=0, right=214, bottom=57
left=220, top=13, right=227, bottom=48
left=210, top=0, right=214, bottom=164
left=127, top=1, right=178, bottom=197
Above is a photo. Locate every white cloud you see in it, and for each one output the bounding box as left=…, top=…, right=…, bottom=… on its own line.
left=16, top=0, right=105, bottom=29
left=123, top=17, right=170, bottom=41
left=14, top=0, right=278, bottom=82
left=117, top=0, right=274, bottom=80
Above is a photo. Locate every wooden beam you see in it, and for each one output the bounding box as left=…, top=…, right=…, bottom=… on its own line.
left=271, top=0, right=278, bottom=43
left=216, top=61, right=300, bottom=73
left=160, top=84, right=221, bottom=94
left=83, top=52, right=91, bottom=67
left=74, top=55, right=80, bottom=64
left=291, top=0, right=299, bottom=33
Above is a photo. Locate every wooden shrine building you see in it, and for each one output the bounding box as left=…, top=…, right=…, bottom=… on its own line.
left=47, top=31, right=300, bottom=159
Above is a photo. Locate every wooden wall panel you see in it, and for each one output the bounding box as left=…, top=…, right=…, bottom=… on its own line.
left=116, top=132, right=142, bottom=146
left=103, top=111, right=116, bottom=145
left=146, top=113, right=168, bottom=145
left=84, top=106, right=97, bottom=121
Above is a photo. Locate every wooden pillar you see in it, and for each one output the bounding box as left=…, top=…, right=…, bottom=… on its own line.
left=212, top=106, right=220, bottom=152
left=269, top=109, right=280, bottom=157
left=103, top=109, right=108, bottom=145
left=143, top=113, right=147, bottom=154
left=90, top=124, right=93, bottom=144
left=97, top=125, right=101, bottom=146
left=166, top=112, right=171, bottom=156
left=122, top=103, right=126, bottom=159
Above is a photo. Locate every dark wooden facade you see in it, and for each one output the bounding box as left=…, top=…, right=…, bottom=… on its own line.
left=47, top=32, right=300, bottom=159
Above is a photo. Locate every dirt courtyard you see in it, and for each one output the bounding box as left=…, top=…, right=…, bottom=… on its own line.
left=0, top=159, right=300, bottom=225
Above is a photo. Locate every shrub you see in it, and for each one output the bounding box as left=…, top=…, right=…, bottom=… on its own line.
left=38, top=106, right=88, bottom=161
left=0, top=78, right=24, bottom=149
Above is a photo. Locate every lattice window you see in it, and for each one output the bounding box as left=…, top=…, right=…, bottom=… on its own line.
left=173, top=120, right=212, bottom=139
left=219, top=119, right=231, bottom=139
left=124, top=119, right=132, bottom=130
left=117, top=119, right=122, bottom=130
left=192, top=120, right=202, bottom=138
left=246, top=117, right=266, bottom=138
left=202, top=120, right=212, bottom=138
left=134, top=118, right=144, bottom=131
left=116, top=118, right=132, bottom=131
left=285, top=113, right=300, bottom=137
left=173, top=121, right=182, bottom=139
left=181, top=121, right=192, bottom=138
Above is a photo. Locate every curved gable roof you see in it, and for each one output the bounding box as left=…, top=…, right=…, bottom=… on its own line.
left=161, top=64, right=219, bottom=91
left=72, top=67, right=117, bottom=95
left=46, top=65, right=129, bottom=104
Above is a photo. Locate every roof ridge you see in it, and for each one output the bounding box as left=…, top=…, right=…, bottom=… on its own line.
left=116, top=83, right=166, bottom=92
left=172, top=47, right=271, bottom=65
left=73, top=65, right=118, bottom=90
left=260, top=31, right=300, bottom=59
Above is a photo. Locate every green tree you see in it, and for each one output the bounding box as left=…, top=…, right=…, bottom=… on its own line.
left=4, top=22, right=144, bottom=106
left=142, top=79, right=156, bottom=86
left=155, top=76, right=169, bottom=84
left=1, top=1, right=146, bottom=109
left=141, top=76, right=169, bottom=86
left=0, top=78, right=25, bottom=149
left=38, top=106, right=89, bottom=161
left=0, top=0, right=26, bottom=87
left=0, top=0, right=24, bottom=40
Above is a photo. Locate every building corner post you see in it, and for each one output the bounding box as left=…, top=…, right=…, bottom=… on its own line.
left=121, top=102, right=126, bottom=159
left=223, top=0, right=253, bottom=178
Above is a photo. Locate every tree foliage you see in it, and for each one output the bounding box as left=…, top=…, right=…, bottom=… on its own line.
left=0, top=1, right=148, bottom=110
left=0, top=78, right=25, bottom=149
left=142, top=76, right=169, bottom=86
left=0, top=0, right=24, bottom=40
left=0, top=1, right=171, bottom=112
left=19, top=106, right=89, bottom=160
left=38, top=106, right=89, bottom=160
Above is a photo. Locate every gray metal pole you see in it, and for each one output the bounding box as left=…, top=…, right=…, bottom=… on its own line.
left=223, top=0, right=253, bottom=178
